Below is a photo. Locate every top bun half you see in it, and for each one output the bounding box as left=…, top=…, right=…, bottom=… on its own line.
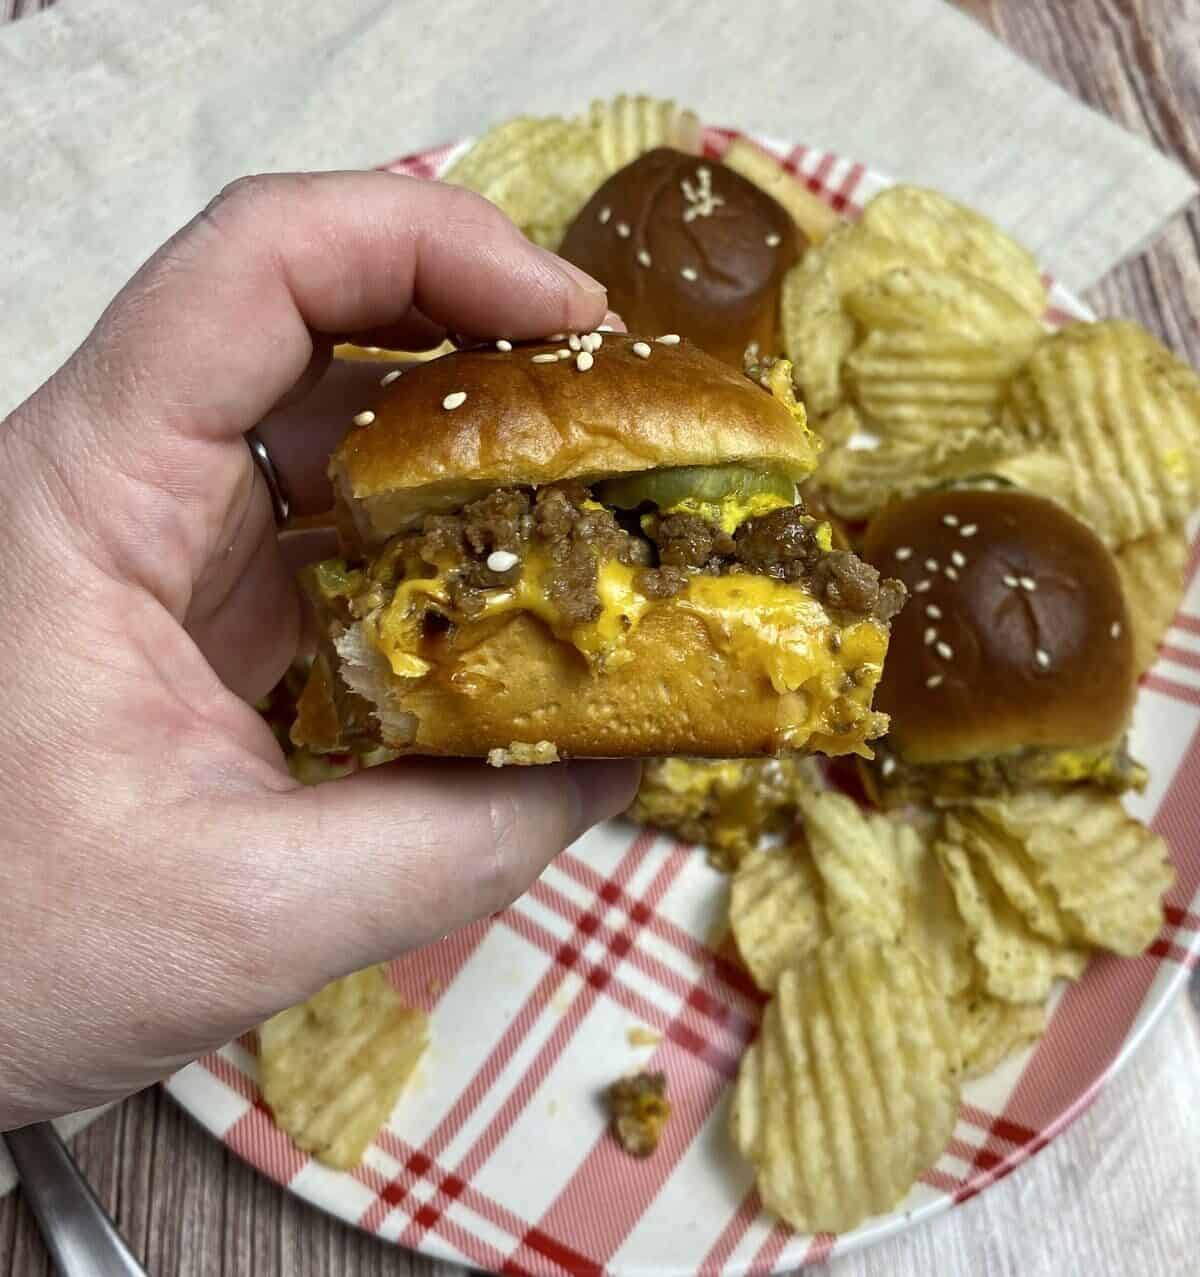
left=330, top=334, right=817, bottom=543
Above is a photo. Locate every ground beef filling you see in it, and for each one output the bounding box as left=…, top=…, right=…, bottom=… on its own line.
left=382, top=483, right=903, bottom=627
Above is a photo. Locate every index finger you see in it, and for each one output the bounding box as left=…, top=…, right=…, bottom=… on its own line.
left=60, top=171, right=608, bottom=454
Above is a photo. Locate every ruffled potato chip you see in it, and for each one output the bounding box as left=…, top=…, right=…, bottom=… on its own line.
left=1115, top=527, right=1191, bottom=676
left=844, top=265, right=1044, bottom=348
left=815, top=424, right=1020, bottom=520
left=582, top=94, right=701, bottom=171
left=965, top=789, right=1175, bottom=957
left=730, top=935, right=960, bottom=1235
left=729, top=843, right=829, bottom=991
left=942, top=810, right=1074, bottom=945
left=259, top=966, right=428, bottom=1169
left=1000, top=321, right=1200, bottom=547
left=781, top=225, right=919, bottom=414
left=845, top=329, right=1035, bottom=437
left=443, top=115, right=609, bottom=249
left=901, top=838, right=976, bottom=999
left=935, top=838, right=1088, bottom=1003
left=954, top=994, right=1045, bottom=1081
left=860, top=185, right=1046, bottom=319
left=798, top=791, right=922, bottom=943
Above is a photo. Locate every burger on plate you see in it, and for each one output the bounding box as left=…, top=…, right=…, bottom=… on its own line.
left=291, top=334, right=905, bottom=763
left=858, top=486, right=1145, bottom=805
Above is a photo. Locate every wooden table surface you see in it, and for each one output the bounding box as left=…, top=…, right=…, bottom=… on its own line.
left=2, top=1, right=1198, bottom=1274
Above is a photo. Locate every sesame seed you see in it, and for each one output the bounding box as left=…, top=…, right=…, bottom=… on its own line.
left=656, top=334, right=681, bottom=345
left=1111, top=621, right=1123, bottom=639
left=681, top=266, right=699, bottom=281
left=951, top=550, right=967, bottom=568
left=914, top=580, right=932, bottom=593
left=495, top=339, right=513, bottom=352
left=942, top=514, right=959, bottom=527
left=576, top=351, right=594, bottom=371
left=531, top=353, right=558, bottom=363
left=765, top=231, right=782, bottom=247
left=632, top=341, right=652, bottom=359
left=1003, top=573, right=1020, bottom=588
left=924, top=627, right=937, bottom=645
left=926, top=674, right=944, bottom=689
left=442, top=392, right=467, bottom=411
left=587, top=332, right=604, bottom=350
left=936, top=641, right=954, bottom=660
left=881, top=756, right=897, bottom=778
left=568, top=334, right=582, bottom=351
left=637, top=249, right=652, bottom=268
left=960, top=524, right=978, bottom=537
left=1019, top=576, right=1037, bottom=591
left=925, top=558, right=939, bottom=572
left=380, top=369, right=402, bottom=387
left=616, top=222, right=631, bottom=238
left=925, top=604, right=942, bottom=620
left=557, top=348, right=573, bottom=360
left=894, top=547, right=913, bottom=561
left=1035, top=648, right=1051, bottom=669
left=945, top=566, right=959, bottom=581
left=487, top=550, right=519, bottom=573
left=353, top=410, right=376, bottom=426
left=697, top=165, right=711, bottom=180
left=598, top=207, right=611, bottom=224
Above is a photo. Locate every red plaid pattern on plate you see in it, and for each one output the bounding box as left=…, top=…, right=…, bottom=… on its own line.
left=165, top=129, right=1200, bottom=1275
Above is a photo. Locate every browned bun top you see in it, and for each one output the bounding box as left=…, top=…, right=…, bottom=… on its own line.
left=558, top=149, right=801, bottom=367
left=862, top=488, right=1135, bottom=764
left=331, top=334, right=818, bottom=542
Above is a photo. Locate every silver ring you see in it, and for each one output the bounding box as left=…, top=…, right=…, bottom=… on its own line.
left=245, top=427, right=291, bottom=525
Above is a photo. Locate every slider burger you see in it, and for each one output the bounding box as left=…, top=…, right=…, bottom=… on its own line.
left=292, top=334, right=905, bottom=762
left=859, top=486, right=1145, bottom=805
left=558, top=149, right=800, bottom=368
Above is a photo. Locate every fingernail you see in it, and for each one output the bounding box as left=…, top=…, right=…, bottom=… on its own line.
left=568, top=761, right=643, bottom=841
left=601, top=309, right=627, bottom=333
left=539, top=249, right=607, bottom=297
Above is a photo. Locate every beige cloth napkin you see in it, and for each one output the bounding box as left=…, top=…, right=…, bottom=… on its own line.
left=0, top=0, right=1196, bottom=1220
left=0, top=0, right=1195, bottom=417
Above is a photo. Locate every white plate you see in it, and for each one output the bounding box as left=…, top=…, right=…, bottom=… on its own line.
left=167, top=127, right=1200, bottom=1275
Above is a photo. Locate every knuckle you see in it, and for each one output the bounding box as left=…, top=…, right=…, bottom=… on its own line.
left=436, top=182, right=520, bottom=239
left=204, top=172, right=276, bottom=223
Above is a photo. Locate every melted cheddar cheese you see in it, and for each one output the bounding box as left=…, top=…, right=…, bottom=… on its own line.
left=364, top=547, right=887, bottom=756
left=368, top=551, right=649, bottom=678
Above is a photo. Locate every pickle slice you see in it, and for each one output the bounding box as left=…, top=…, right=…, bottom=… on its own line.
left=594, top=465, right=796, bottom=513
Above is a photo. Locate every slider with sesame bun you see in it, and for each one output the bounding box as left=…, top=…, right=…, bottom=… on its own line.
left=291, top=333, right=905, bottom=763
left=858, top=486, right=1146, bottom=806
left=558, top=149, right=800, bottom=368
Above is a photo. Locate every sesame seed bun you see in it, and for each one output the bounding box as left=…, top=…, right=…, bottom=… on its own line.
left=331, top=334, right=818, bottom=545
left=861, top=488, right=1135, bottom=765
left=557, top=149, right=800, bottom=367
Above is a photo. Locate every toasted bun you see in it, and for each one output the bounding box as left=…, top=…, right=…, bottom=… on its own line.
left=862, top=488, right=1135, bottom=764
left=295, top=605, right=887, bottom=761
left=558, top=149, right=800, bottom=367
left=331, top=335, right=818, bottom=544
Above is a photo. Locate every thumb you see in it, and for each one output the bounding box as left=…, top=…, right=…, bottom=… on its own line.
left=238, top=758, right=641, bottom=988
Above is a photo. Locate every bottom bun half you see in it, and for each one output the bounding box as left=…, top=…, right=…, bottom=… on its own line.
left=294, top=605, right=888, bottom=762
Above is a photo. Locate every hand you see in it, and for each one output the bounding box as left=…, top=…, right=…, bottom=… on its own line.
left=0, top=171, right=639, bottom=1129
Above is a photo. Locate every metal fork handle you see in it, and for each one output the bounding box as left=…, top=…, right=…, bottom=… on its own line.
left=3, top=1121, right=148, bottom=1276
